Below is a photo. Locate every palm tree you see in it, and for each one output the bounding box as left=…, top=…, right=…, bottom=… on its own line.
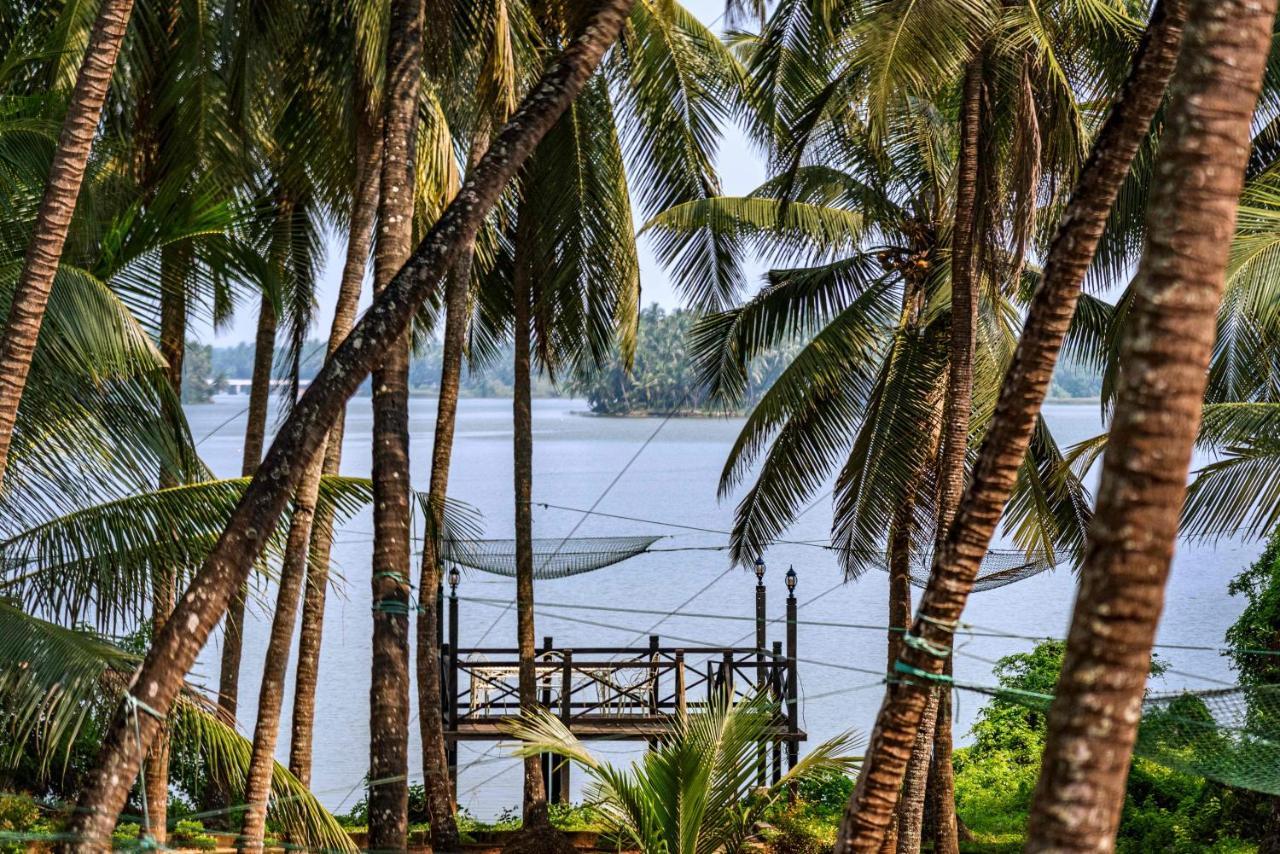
left=830, top=1, right=1188, bottom=847
left=65, top=5, right=642, bottom=842
left=505, top=692, right=860, bottom=854
left=1025, top=1, right=1275, bottom=848
left=365, top=0, right=425, bottom=846
left=0, top=0, right=137, bottom=485
left=289, top=38, right=384, bottom=793
left=411, top=1, right=741, bottom=837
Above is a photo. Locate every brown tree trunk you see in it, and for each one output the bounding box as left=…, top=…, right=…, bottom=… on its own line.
left=880, top=498, right=914, bottom=854
left=0, top=0, right=136, bottom=486
left=367, top=0, right=424, bottom=846
left=924, top=56, right=984, bottom=854
left=236, top=195, right=309, bottom=850
left=218, top=292, right=277, bottom=720
left=144, top=245, right=187, bottom=845
left=895, top=694, right=937, bottom=853
left=64, top=4, right=635, bottom=845
left=288, top=106, right=383, bottom=787
left=415, top=128, right=488, bottom=852
left=1025, top=1, right=1273, bottom=848
left=832, top=3, right=1187, bottom=850
left=513, top=204, right=550, bottom=828
left=238, top=467, right=317, bottom=850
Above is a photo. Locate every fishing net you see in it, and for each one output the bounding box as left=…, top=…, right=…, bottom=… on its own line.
left=960, top=681, right=1280, bottom=794
left=442, top=536, right=662, bottom=579
left=874, top=548, right=1058, bottom=592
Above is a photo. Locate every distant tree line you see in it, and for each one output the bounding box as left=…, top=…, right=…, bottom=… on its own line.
left=199, top=309, right=1102, bottom=410
left=206, top=338, right=560, bottom=400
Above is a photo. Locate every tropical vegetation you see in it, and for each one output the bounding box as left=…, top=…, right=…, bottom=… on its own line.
left=0, top=0, right=1279, bottom=852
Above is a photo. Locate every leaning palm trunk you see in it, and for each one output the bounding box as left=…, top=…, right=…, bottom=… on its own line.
left=512, top=206, right=550, bottom=827
left=64, top=4, right=635, bottom=844
left=144, top=244, right=190, bottom=844
left=288, top=103, right=383, bottom=787
left=1024, top=1, right=1273, bottom=849
left=832, top=3, right=1187, bottom=850
left=218, top=293, right=278, bottom=720
left=366, top=0, right=424, bottom=847
left=921, top=56, right=985, bottom=854
left=414, top=129, right=488, bottom=851
left=0, top=0, right=136, bottom=485
left=237, top=473, right=319, bottom=850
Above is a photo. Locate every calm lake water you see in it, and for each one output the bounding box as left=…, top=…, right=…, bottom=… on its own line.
left=185, top=395, right=1261, bottom=819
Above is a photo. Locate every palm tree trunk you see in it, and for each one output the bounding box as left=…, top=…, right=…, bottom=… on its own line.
left=832, top=4, right=1187, bottom=850
left=218, top=292, right=277, bottom=720
left=895, top=695, right=937, bottom=853
left=367, top=0, right=424, bottom=847
left=879, top=495, right=914, bottom=854
left=0, top=0, right=136, bottom=486
left=924, top=56, right=984, bottom=854
left=415, top=127, right=488, bottom=852
left=64, top=4, right=636, bottom=843
left=513, top=205, right=550, bottom=828
left=144, top=244, right=187, bottom=846
left=288, top=105, right=383, bottom=788
left=1025, top=1, right=1273, bottom=848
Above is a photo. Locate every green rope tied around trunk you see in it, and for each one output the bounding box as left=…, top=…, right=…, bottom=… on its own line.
left=902, top=632, right=952, bottom=658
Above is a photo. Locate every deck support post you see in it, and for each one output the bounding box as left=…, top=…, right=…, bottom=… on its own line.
left=771, top=640, right=783, bottom=785
left=675, top=649, right=686, bottom=721
left=756, top=580, right=767, bottom=786
left=448, top=586, right=459, bottom=802
left=541, top=636, right=555, bottom=802
left=558, top=649, right=572, bottom=803
left=786, top=588, right=799, bottom=798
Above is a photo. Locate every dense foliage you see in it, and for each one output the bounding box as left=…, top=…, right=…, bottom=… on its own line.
left=567, top=304, right=796, bottom=415
left=952, top=641, right=1270, bottom=853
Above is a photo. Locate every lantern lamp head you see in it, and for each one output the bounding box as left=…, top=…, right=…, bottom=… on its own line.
left=785, top=566, right=797, bottom=593
left=754, top=555, right=766, bottom=583
left=448, top=565, right=461, bottom=592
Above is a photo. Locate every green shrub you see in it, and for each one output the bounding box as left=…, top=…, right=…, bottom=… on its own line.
left=171, top=818, right=218, bottom=850
left=761, top=805, right=834, bottom=854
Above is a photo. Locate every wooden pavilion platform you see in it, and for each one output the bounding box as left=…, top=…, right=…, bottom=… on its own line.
left=438, top=579, right=805, bottom=801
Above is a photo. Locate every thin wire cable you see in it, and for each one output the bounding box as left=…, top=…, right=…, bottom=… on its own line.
left=195, top=404, right=251, bottom=446
left=474, top=396, right=691, bottom=646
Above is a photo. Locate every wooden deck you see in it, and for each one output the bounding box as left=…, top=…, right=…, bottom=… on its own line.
left=439, top=584, right=805, bottom=798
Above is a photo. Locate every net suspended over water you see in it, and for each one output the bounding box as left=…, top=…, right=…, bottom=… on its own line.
left=872, top=548, right=1058, bottom=592
left=966, top=681, right=1280, bottom=794
left=442, top=536, right=662, bottom=579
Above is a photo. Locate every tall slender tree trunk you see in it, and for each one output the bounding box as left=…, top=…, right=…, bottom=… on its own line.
left=1025, top=2, right=1273, bottom=848
left=144, top=245, right=187, bottom=846
left=513, top=207, right=550, bottom=828
left=235, top=199, right=316, bottom=851
left=0, top=0, right=135, bottom=486
left=289, top=106, right=383, bottom=787
left=64, top=5, right=635, bottom=844
left=415, top=128, right=488, bottom=852
left=923, top=56, right=984, bottom=854
left=832, top=4, right=1187, bottom=850
left=367, top=0, right=423, bottom=846
left=218, top=293, right=277, bottom=719
left=879, top=493, right=915, bottom=854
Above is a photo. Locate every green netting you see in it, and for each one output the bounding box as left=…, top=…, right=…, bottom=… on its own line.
left=954, top=680, right=1280, bottom=794
left=875, top=548, right=1057, bottom=592
left=442, top=536, right=662, bottom=579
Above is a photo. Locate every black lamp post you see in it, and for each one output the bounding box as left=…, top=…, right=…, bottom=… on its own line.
left=446, top=564, right=461, bottom=791
left=784, top=565, right=798, bottom=782
left=754, top=556, right=767, bottom=786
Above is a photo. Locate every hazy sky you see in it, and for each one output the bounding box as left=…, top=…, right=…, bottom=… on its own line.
left=197, top=0, right=767, bottom=345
